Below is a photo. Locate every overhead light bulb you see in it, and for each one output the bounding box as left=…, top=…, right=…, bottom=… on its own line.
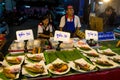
left=103, top=0, right=110, bottom=2
left=98, top=1, right=103, bottom=4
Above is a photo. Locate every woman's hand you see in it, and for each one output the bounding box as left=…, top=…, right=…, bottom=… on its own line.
left=50, top=33, right=53, bottom=37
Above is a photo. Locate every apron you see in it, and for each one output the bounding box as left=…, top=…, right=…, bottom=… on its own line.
left=39, top=25, right=50, bottom=39
left=43, top=26, right=50, bottom=35
left=63, top=16, right=76, bottom=37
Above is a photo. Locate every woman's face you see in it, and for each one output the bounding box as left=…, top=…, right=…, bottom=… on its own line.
left=42, top=18, right=49, bottom=27
left=105, top=9, right=112, bottom=16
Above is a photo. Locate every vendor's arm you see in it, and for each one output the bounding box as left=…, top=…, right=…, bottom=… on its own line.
left=59, top=16, right=65, bottom=31
left=49, top=25, right=53, bottom=37
left=76, top=27, right=80, bottom=31
left=50, top=32, right=53, bottom=37
left=39, top=33, right=51, bottom=38
left=75, top=16, right=81, bottom=31
left=60, top=27, right=62, bottom=31
left=72, top=16, right=81, bottom=36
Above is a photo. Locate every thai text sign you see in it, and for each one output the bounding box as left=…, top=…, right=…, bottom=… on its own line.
left=98, top=32, right=115, bottom=41
left=16, top=29, right=34, bottom=41
left=85, top=30, right=98, bottom=41
left=54, top=30, right=70, bottom=42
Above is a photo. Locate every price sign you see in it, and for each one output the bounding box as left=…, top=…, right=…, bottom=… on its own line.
left=54, top=30, right=70, bottom=42
left=98, top=32, right=115, bottom=41
left=85, top=30, right=98, bottom=41
left=16, top=29, right=34, bottom=41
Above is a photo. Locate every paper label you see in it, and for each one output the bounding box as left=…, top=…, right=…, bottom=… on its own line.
left=98, top=32, right=115, bottom=41
left=54, top=30, right=70, bottom=42
left=85, top=30, right=98, bottom=41
left=16, top=29, right=34, bottom=41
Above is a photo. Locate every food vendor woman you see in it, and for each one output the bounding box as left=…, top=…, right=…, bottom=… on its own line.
left=37, top=15, right=53, bottom=39
left=59, top=5, right=81, bottom=37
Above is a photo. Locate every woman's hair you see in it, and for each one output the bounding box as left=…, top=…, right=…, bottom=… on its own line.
left=42, top=15, right=50, bottom=21
left=105, top=6, right=114, bottom=12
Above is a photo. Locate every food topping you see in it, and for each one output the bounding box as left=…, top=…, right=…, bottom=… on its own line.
left=3, top=67, right=19, bottom=79
left=79, top=45, right=91, bottom=50
left=49, top=63, right=68, bottom=72
left=26, top=54, right=43, bottom=61
left=108, top=57, right=120, bottom=63
left=95, top=60, right=113, bottom=66
left=86, top=52, right=99, bottom=57
left=102, top=51, right=116, bottom=56
left=24, top=64, right=44, bottom=73
left=6, top=57, right=22, bottom=64
left=74, top=62, right=90, bottom=71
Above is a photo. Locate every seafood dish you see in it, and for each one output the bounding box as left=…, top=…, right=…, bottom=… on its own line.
left=69, top=58, right=96, bottom=72
left=108, top=56, right=120, bottom=64
left=74, top=62, right=90, bottom=71
left=102, top=51, right=116, bottom=56
left=26, top=53, right=44, bottom=62
left=22, top=61, right=48, bottom=77
left=47, top=58, right=70, bottom=75
left=94, top=60, right=113, bottom=66
left=98, top=49, right=116, bottom=56
left=5, top=56, right=23, bottom=64
left=3, top=65, right=20, bottom=79
left=79, top=45, right=91, bottom=51
left=24, top=63, right=45, bottom=73
left=83, top=50, right=99, bottom=57
left=49, top=63, right=68, bottom=72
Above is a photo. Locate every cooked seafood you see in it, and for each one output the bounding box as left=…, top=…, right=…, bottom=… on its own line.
left=79, top=45, right=91, bottom=50
left=3, top=67, right=19, bottom=79
left=102, top=51, right=116, bottom=56
left=24, top=64, right=44, bottom=73
left=108, top=57, right=120, bottom=64
left=78, top=41, right=86, bottom=45
left=83, top=50, right=99, bottom=57
left=26, top=54, right=43, bottom=62
left=5, top=57, right=22, bottom=64
left=49, top=63, right=68, bottom=72
left=94, top=60, right=113, bottom=66
left=85, top=52, right=99, bottom=57
left=74, top=62, right=90, bottom=71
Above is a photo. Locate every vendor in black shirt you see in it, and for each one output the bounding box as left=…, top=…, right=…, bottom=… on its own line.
left=37, top=15, right=53, bottom=39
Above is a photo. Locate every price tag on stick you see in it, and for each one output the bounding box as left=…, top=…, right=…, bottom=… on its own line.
left=54, top=30, right=70, bottom=42
left=16, top=29, right=34, bottom=41
left=85, top=30, right=98, bottom=41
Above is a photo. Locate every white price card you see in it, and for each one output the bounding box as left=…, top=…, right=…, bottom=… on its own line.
left=16, top=29, right=34, bottom=41
left=54, top=30, right=70, bottom=42
left=85, top=30, right=98, bottom=41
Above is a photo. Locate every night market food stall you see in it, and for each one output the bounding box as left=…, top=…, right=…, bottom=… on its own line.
left=0, top=29, right=120, bottom=80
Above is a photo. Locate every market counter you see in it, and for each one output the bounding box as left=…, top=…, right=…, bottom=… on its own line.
left=40, top=68, right=120, bottom=80
left=0, top=39, right=120, bottom=80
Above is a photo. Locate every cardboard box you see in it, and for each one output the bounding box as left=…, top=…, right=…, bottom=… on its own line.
left=90, top=16, right=103, bottom=32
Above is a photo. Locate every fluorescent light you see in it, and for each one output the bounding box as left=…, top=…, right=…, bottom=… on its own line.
left=98, top=1, right=103, bottom=4
left=25, top=5, right=31, bottom=8
left=103, top=0, right=110, bottom=2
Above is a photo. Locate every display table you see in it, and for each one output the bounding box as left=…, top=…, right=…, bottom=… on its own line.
left=40, top=68, right=120, bottom=80
left=34, top=40, right=120, bottom=80
left=0, top=39, right=120, bottom=80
